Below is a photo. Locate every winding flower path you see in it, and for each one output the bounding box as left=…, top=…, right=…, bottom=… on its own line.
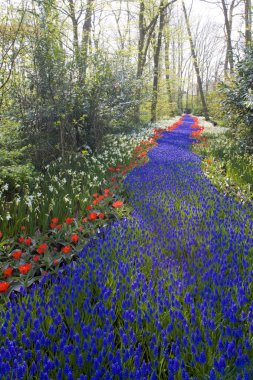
left=3, top=115, right=253, bottom=379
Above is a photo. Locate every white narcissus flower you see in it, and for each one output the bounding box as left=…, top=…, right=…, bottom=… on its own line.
left=26, top=199, right=32, bottom=208
left=2, top=183, right=9, bottom=191
left=15, top=196, right=21, bottom=205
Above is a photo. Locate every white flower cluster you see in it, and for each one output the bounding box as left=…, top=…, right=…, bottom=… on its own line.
left=0, top=118, right=179, bottom=234
left=197, top=117, right=228, bottom=136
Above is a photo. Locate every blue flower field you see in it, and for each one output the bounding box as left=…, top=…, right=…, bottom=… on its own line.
left=1, top=115, right=253, bottom=379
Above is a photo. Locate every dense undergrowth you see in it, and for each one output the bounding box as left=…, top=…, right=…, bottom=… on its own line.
left=192, top=119, right=253, bottom=208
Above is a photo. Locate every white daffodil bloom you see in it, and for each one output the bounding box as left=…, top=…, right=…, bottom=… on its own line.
left=2, top=183, right=9, bottom=191
left=15, top=196, right=21, bottom=205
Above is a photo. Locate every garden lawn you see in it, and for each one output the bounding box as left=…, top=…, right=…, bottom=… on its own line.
left=1, top=115, right=253, bottom=379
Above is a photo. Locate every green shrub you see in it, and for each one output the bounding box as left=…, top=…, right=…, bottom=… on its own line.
left=220, top=48, right=253, bottom=152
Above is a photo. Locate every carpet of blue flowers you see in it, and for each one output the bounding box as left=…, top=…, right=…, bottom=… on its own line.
left=1, top=115, right=253, bottom=380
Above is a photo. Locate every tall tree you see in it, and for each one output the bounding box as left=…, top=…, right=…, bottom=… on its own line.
left=164, top=8, right=173, bottom=110
left=151, top=1, right=166, bottom=122
left=0, top=4, right=27, bottom=97
left=200, top=0, right=242, bottom=74
left=81, top=0, right=94, bottom=82
left=135, top=0, right=177, bottom=122
left=244, top=0, right=252, bottom=46
left=182, top=0, right=209, bottom=120
left=220, top=0, right=234, bottom=73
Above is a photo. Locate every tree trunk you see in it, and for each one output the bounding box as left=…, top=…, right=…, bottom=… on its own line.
left=81, top=0, right=94, bottom=82
left=164, top=10, right=173, bottom=111
left=221, top=0, right=234, bottom=73
left=151, top=2, right=165, bottom=122
left=68, top=0, right=80, bottom=67
left=245, top=0, right=252, bottom=46
left=182, top=1, right=209, bottom=120
left=134, top=0, right=145, bottom=122
left=134, top=0, right=177, bottom=122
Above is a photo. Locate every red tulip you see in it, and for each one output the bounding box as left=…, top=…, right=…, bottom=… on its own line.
left=71, top=234, right=79, bottom=244
left=112, top=200, right=123, bottom=208
left=37, top=243, right=47, bottom=255
left=61, top=245, right=71, bottom=254
left=65, top=217, right=74, bottom=224
left=12, top=250, right=22, bottom=260
left=18, top=263, right=32, bottom=275
left=2, top=267, right=13, bottom=277
left=0, top=282, right=9, bottom=293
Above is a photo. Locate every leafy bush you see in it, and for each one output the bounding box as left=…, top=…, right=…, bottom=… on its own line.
left=192, top=124, right=253, bottom=207
left=220, top=48, right=253, bottom=152
left=0, top=118, right=35, bottom=196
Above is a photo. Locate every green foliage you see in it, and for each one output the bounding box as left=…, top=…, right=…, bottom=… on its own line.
left=206, top=91, right=226, bottom=125
left=0, top=118, right=35, bottom=194
left=220, top=48, right=253, bottom=151
left=193, top=131, right=253, bottom=207
left=84, top=51, right=140, bottom=143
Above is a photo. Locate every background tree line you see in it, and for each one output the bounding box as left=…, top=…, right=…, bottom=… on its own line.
left=0, top=0, right=252, bottom=181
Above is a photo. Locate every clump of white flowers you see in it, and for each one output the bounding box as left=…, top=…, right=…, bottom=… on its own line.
left=1, top=117, right=179, bottom=236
